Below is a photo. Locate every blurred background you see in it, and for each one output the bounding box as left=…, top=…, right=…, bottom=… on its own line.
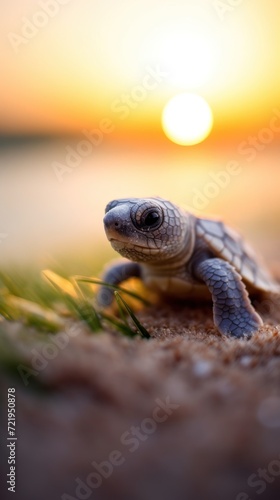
left=1, top=0, right=279, bottom=277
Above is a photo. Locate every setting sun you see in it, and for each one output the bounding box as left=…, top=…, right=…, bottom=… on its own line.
left=161, top=93, right=213, bottom=146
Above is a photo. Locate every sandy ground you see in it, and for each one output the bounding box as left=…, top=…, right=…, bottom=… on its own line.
left=1, top=279, right=280, bottom=500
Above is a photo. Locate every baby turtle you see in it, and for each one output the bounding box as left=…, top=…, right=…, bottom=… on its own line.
left=97, top=197, right=279, bottom=338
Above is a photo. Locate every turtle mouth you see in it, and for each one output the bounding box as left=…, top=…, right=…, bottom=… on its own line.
left=109, top=237, right=160, bottom=257
left=109, top=238, right=147, bottom=250
left=108, top=236, right=163, bottom=264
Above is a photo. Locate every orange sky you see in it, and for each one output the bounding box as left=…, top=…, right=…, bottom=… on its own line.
left=1, top=0, right=280, bottom=140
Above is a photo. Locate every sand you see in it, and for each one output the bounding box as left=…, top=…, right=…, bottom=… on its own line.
left=1, top=285, right=280, bottom=500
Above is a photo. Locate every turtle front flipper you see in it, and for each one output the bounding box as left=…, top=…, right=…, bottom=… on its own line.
left=96, top=261, right=141, bottom=307
left=194, top=257, right=263, bottom=338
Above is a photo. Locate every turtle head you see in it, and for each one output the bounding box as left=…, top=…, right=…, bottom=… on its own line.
left=103, top=197, right=193, bottom=263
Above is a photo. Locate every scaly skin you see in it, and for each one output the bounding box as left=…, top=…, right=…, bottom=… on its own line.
left=97, top=197, right=275, bottom=339
left=194, top=258, right=262, bottom=338
left=96, top=261, right=141, bottom=307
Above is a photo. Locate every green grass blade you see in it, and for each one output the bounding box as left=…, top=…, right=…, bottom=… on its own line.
left=42, top=270, right=77, bottom=298
left=114, top=292, right=151, bottom=339
left=0, top=271, right=23, bottom=297
left=101, top=311, right=139, bottom=337
left=114, top=292, right=130, bottom=328
left=0, top=297, right=14, bottom=320
left=43, top=271, right=102, bottom=332
left=74, top=301, right=102, bottom=332
left=74, top=276, right=150, bottom=306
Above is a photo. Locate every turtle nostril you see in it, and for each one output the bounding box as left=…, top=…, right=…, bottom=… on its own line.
left=114, top=221, right=120, bottom=228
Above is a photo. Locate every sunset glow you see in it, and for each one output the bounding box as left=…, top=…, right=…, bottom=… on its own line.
left=0, top=0, right=280, bottom=269
left=162, top=93, right=213, bottom=146
left=1, top=0, right=280, bottom=137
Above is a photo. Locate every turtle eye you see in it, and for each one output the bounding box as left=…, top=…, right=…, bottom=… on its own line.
left=132, top=206, right=163, bottom=231
left=144, top=211, right=160, bottom=226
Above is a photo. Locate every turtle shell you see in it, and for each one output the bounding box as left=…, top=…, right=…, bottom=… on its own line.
left=196, top=217, right=279, bottom=294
